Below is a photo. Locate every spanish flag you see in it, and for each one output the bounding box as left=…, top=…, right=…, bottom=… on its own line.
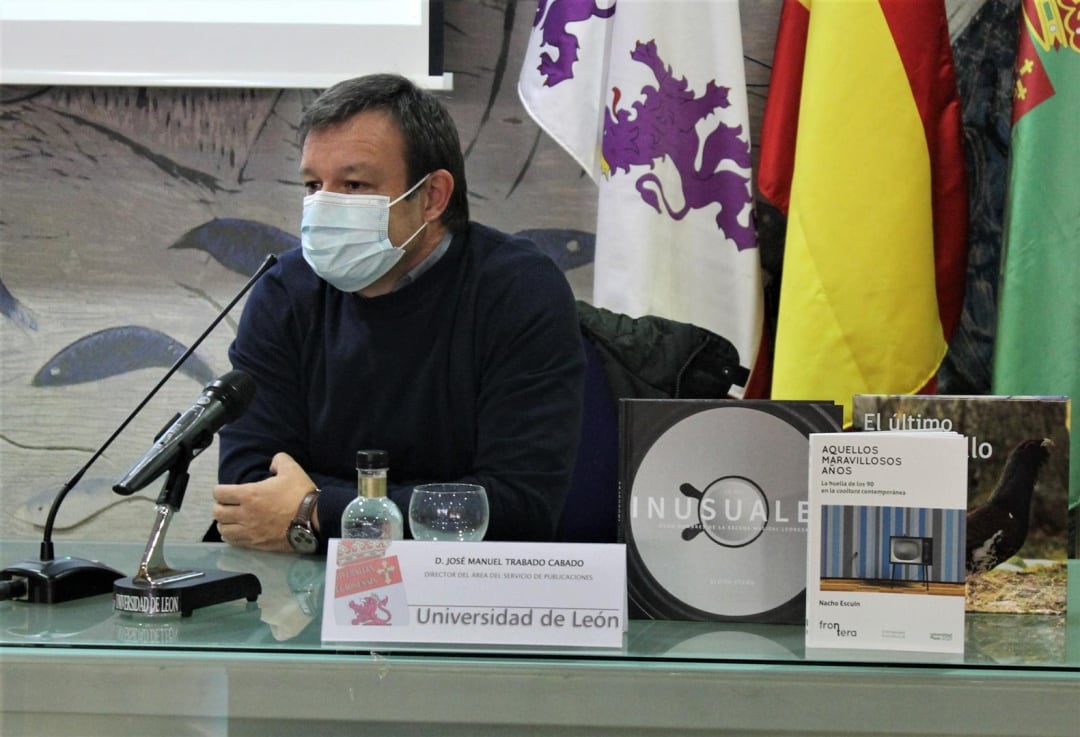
left=758, top=0, right=968, bottom=425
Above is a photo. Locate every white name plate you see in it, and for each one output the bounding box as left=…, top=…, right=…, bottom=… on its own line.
left=320, top=539, right=627, bottom=648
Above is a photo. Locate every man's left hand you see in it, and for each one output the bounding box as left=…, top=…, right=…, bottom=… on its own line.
left=212, top=452, right=316, bottom=552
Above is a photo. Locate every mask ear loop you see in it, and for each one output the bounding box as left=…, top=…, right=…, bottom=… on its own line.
left=390, top=173, right=435, bottom=253
left=388, top=173, right=431, bottom=208
left=396, top=220, right=430, bottom=252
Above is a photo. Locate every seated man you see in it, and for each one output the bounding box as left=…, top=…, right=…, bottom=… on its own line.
left=207, top=74, right=585, bottom=553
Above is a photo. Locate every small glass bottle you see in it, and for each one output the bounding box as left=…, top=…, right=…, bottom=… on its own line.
left=341, top=449, right=403, bottom=540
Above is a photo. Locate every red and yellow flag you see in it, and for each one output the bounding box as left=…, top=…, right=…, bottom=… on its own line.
left=758, top=0, right=969, bottom=425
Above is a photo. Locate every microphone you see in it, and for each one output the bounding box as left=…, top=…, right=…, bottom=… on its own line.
left=113, top=370, right=255, bottom=496
left=0, top=254, right=277, bottom=605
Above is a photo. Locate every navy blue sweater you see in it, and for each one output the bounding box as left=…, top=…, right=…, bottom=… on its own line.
left=217, top=223, right=586, bottom=545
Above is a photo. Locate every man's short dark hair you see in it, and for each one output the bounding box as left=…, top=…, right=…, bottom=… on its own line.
left=300, top=74, right=469, bottom=233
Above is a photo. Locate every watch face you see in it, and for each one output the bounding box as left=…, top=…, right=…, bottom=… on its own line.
left=287, top=525, right=318, bottom=554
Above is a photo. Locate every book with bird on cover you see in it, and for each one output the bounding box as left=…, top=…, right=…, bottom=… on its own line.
left=852, top=395, right=1070, bottom=616
left=805, top=431, right=968, bottom=654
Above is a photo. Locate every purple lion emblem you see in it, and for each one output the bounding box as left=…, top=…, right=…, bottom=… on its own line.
left=602, top=40, right=755, bottom=251
left=533, top=0, right=616, bottom=86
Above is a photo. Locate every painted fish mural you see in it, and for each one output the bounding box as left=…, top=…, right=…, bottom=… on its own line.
left=32, top=325, right=216, bottom=387
left=14, top=477, right=153, bottom=529
left=515, top=228, right=596, bottom=271
left=170, top=217, right=298, bottom=277
left=1, top=275, right=38, bottom=330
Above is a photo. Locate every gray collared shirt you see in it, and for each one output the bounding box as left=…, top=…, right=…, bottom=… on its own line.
left=394, top=232, right=453, bottom=292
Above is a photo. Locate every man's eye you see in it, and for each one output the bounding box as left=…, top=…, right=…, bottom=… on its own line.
left=304, top=182, right=321, bottom=194
left=343, top=181, right=364, bottom=192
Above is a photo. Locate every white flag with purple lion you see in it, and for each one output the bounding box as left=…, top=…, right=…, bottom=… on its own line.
left=519, top=0, right=763, bottom=396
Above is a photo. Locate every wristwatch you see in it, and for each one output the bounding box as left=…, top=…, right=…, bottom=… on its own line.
left=286, top=489, right=321, bottom=554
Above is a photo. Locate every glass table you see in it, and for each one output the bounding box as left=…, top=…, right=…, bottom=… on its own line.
left=1, top=540, right=1077, bottom=736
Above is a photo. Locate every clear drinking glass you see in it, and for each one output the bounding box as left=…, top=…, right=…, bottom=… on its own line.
left=408, top=483, right=489, bottom=541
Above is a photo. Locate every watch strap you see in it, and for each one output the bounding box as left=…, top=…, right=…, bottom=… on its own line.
left=293, top=488, right=321, bottom=528
left=287, top=488, right=322, bottom=554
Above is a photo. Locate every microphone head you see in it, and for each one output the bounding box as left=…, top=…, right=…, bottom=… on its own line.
left=205, top=370, right=256, bottom=423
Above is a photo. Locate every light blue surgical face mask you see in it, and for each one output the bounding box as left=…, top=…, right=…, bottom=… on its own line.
left=301, top=175, right=430, bottom=293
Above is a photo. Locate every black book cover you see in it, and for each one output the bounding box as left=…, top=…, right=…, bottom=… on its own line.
left=619, top=399, right=843, bottom=623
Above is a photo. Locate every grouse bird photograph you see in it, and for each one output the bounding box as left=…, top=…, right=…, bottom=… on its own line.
left=965, top=438, right=1053, bottom=575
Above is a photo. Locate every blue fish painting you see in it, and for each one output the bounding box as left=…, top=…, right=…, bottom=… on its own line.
left=515, top=228, right=595, bottom=272
left=1, top=275, right=38, bottom=330
left=14, top=477, right=153, bottom=529
left=32, top=325, right=216, bottom=387
left=171, top=218, right=298, bottom=277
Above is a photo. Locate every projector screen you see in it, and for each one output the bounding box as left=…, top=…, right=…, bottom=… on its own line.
left=0, top=0, right=449, bottom=90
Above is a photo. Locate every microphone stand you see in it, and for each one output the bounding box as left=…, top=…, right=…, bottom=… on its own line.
left=113, top=446, right=260, bottom=618
left=1, top=254, right=277, bottom=604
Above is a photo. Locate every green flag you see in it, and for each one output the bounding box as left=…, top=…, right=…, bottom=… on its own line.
left=992, top=0, right=1080, bottom=516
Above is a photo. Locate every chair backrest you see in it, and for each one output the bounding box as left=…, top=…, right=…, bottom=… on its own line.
left=555, top=335, right=620, bottom=543
left=555, top=305, right=750, bottom=543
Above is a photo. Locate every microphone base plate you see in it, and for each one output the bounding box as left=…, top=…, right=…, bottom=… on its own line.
left=113, top=569, right=261, bottom=617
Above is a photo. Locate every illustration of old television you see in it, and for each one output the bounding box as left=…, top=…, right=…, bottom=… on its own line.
left=889, top=536, right=933, bottom=588
left=889, top=536, right=933, bottom=565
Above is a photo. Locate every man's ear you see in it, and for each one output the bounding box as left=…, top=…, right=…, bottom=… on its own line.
left=422, top=169, right=454, bottom=222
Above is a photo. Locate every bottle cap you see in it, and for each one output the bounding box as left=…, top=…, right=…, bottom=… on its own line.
left=356, top=449, right=389, bottom=470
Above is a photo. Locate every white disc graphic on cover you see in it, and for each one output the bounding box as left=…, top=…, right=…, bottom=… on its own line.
left=629, top=406, right=810, bottom=617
